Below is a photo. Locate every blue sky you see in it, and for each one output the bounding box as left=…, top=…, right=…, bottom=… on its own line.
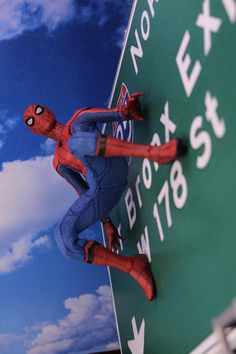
left=0, top=1, right=132, bottom=353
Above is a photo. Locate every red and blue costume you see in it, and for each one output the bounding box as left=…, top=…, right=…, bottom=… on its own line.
left=24, top=94, right=183, bottom=301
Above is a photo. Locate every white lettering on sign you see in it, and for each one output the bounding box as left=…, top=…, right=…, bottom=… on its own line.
left=130, top=30, right=143, bottom=75
left=137, top=225, right=151, bottom=262
left=142, top=159, right=152, bottom=190
left=190, top=115, right=212, bottom=169
left=205, top=91, right=226, bottom=138
left=128, top=317, right=145, bottom=354
left=135, top=174, right=143, bottom=208
left=221, top=0, right=236, bottom=23
left=150, top=132, right=161, bottom=172
left=122, top=112, right=174, bottom=231
left=130, top=0, right=159, bottom=74
left=122, top=105, right=183, bottom=236
left=147, top=0, right=159, bottom=18
left=153, top=201, right=164, bottom=242
left=160, top=102, right=177, bottom=143
left=125, top=188, right=137, bottom=230
left=153, top=161, right=188, bottom=242
left=158, top=181, right=172, bottom=228
left=117, top=223, right=124, bottom=252
left=176, top=31, right=202, bottom=97
left=141, top=11, right=150, bottom=41
left=170, top=160, right=188, bottom=210
left=190, top=91, right=225, bottom=170
left=196, top=0, right=222, bottom=56
left=176, top=0, right=235, bottom=98
left=116, top=124, right=124, bottom=140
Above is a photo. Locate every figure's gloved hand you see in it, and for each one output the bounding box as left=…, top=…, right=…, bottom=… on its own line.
left=101, top=217, right=124, bottom=252
left=120, top=92, right=144, bottom=122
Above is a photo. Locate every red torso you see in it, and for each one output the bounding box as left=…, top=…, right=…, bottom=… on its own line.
left=53, top=108, right=88, bottom=176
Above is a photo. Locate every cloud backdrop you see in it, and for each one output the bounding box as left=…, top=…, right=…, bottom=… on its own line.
left=0, top=0, right=75, bottom=41
left=0, top=0, right=132, bottom=352
left=0, top=234, right=50, bottom=274
left=0, top=155, right=76, bottom=274
left=0, top=285, right=119, bottom=354
left=0, top=155, right=76, bottom=241
left=28, top=285, right=118, bottom=354
left=0, top=0, right=131, bottom=46
left=0, top=110, right=19, bottom=150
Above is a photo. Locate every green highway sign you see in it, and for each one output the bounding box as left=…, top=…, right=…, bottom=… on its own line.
left=105, top=1, right=236, bottom=353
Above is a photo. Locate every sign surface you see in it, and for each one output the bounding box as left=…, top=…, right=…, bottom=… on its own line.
left=106, top=1, right=236, bottom=353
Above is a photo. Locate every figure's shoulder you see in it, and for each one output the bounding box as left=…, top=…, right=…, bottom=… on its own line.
left=66, top=107, right=91, bottom=127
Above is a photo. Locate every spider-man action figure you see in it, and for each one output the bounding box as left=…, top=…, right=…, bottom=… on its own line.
left=24, top=93, right=184, bottom=301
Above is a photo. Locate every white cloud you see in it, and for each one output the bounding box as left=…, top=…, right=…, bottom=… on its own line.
left=0, top=333, right=26, bottom=350
left=0, top=156, right=76, bottom=241
left=76, top=0, right=132, bottom=48
left=0, top=155, right=76, bottom=273
left=78, top=0, right=131, bottom=28
left=27, top=285, right=119, bottom=354
left=0, top=0, right=75, bottom=41
left=0, top=234, right=50, bottom=274
left=40, top=138, right=56, bottom=155
left=0, top=0, right=131, bottom=48
left=0, top=111, right=20, bottom=149
left=0, top=124, right=5, bottom=134
left=0, top=286, right=119, bottom=354
left=0, top=111, right=19, bottom=129
left=4, top=117, right=18, bottom=130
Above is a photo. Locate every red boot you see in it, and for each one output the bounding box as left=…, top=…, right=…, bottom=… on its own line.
left=85, top=241, right=155, bottom=301
left=96, top=135, right=182, bottom=164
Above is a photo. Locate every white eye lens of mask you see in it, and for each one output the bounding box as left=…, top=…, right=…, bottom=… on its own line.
left=26, top=117, right=34, bottom=126
left=35, top=106, right=43, bottom=115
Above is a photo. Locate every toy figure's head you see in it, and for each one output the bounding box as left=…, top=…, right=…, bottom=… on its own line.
left=24, top=104, right=57, bottom=137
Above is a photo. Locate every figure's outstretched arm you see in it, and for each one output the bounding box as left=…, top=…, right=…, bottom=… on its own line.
left=78, top=92, right=144, bottom=124
left=78, top=108, right=122, bottom=124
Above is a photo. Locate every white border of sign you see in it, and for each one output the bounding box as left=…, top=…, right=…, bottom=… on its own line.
left=108, top=0, right=138, bottom=108
left=101, top=224, right=123, bottom=353
left=102, top=2, right=139, bottom=352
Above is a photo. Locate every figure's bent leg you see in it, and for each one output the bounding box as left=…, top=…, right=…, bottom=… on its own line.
left=55, top=188, right=102, bottom=262
left=85, top=241, right=155, bottom=301
left=68, top=130, right=129, bottom=194
left=55, top=212, right=87, bottom=262
left=55, top=172, right=128, bottom=261
left=96, top=135, right=186, bottom=164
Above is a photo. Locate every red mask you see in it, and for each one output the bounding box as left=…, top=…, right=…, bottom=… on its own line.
left=24, top=104, right=57, bottom=137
